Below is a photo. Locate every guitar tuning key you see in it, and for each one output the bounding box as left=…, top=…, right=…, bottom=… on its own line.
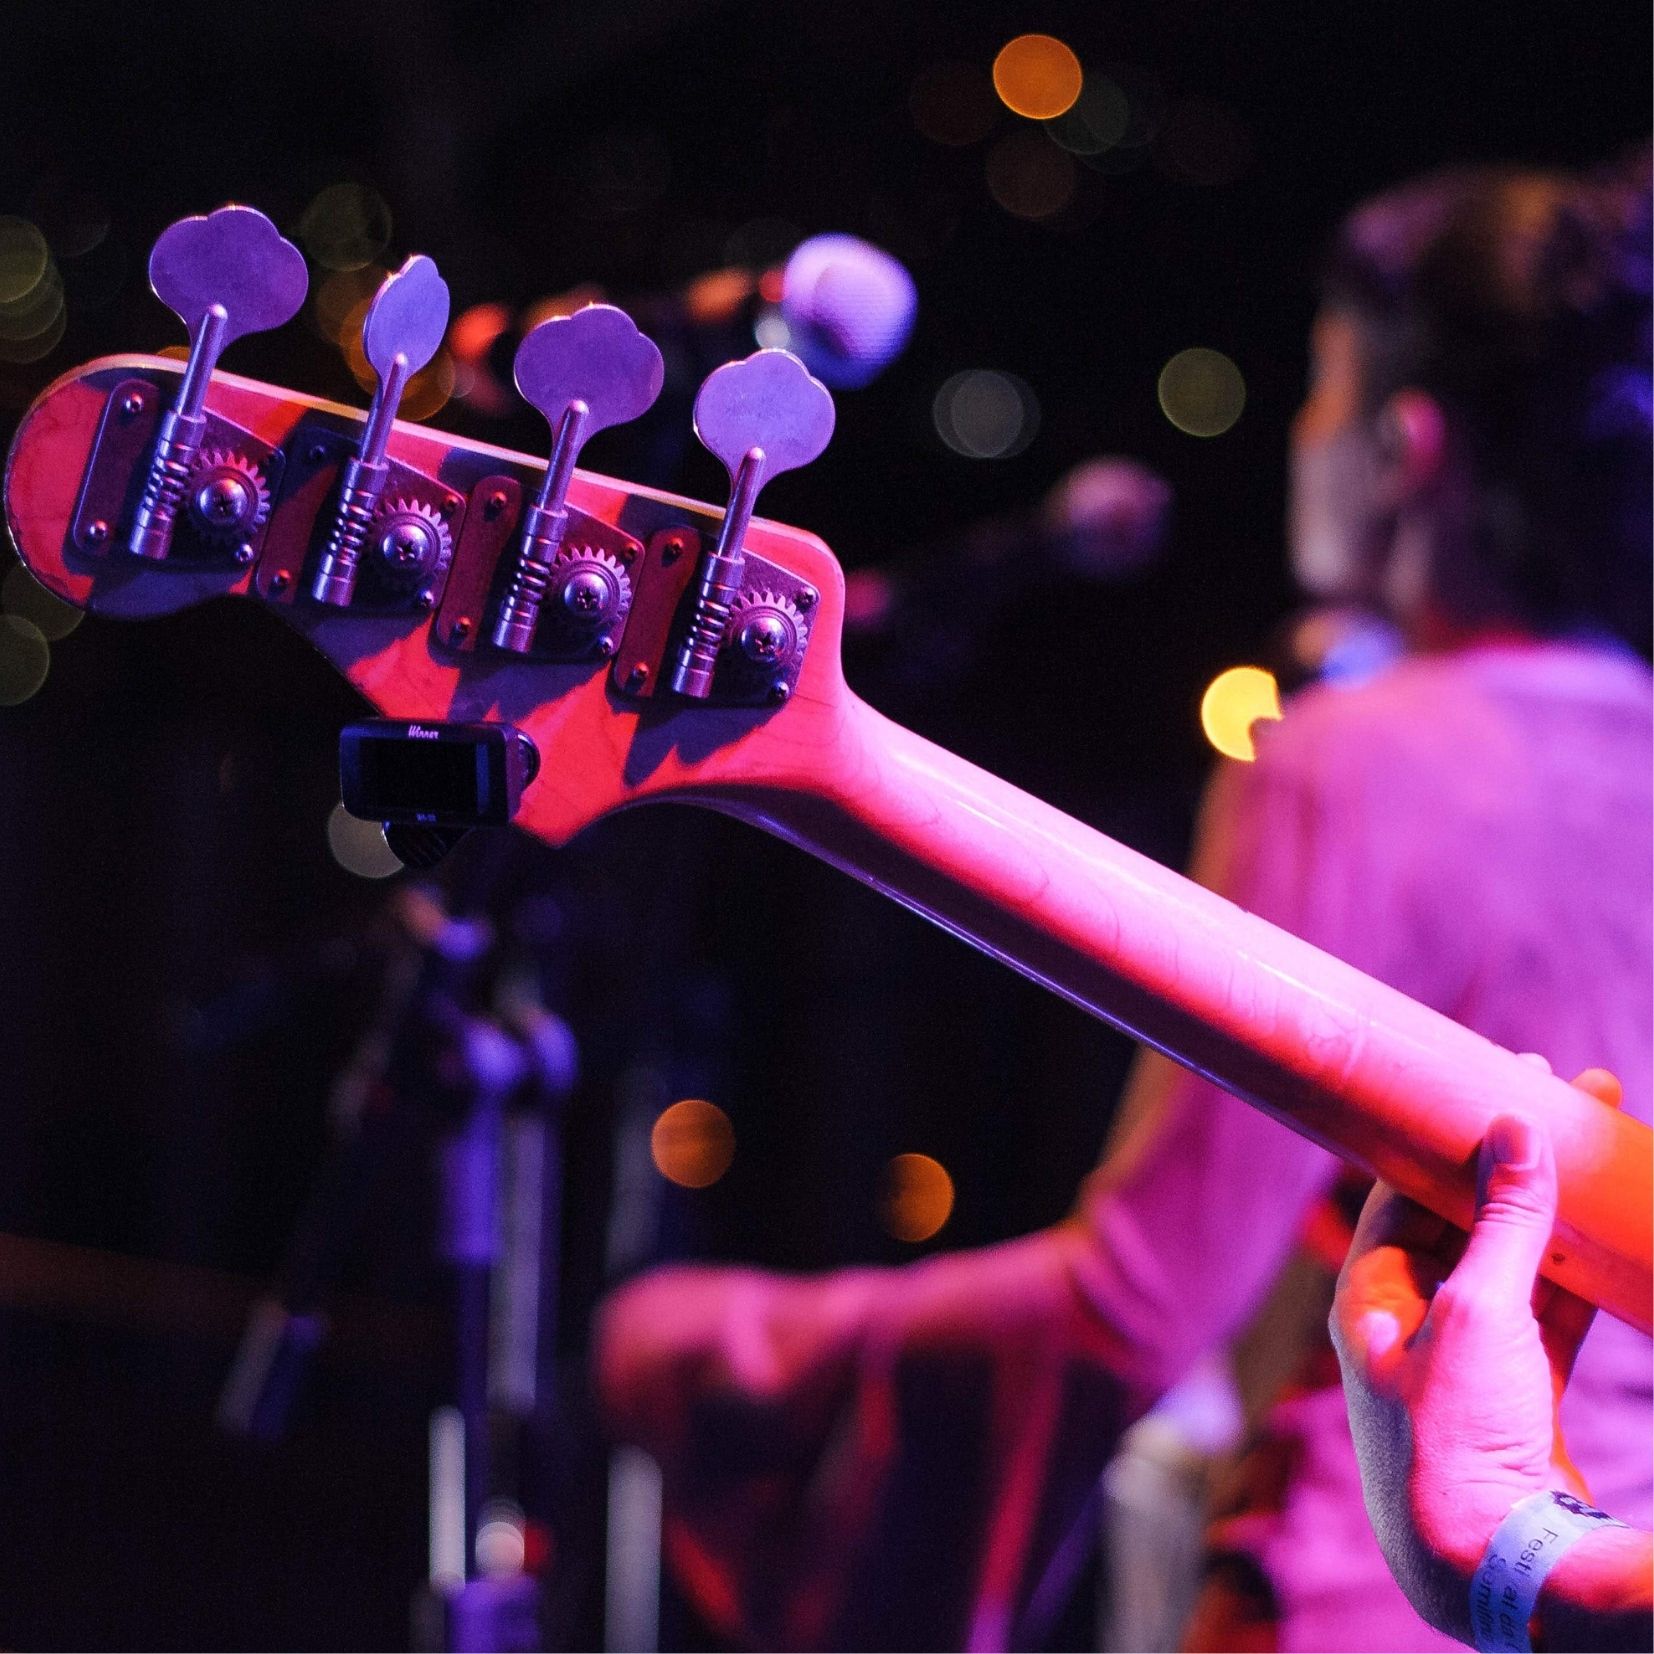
left=311, top=254, right=451, bottom=607
left=491, top=305, right=663, bottom=655
left=127, top=206, right=307, bottom=562
left=671, top=349, right=834, bottom=699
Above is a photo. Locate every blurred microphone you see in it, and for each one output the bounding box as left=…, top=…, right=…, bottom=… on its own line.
left=450, top=233, right=917, bottom=418
left=845, top=456, right=1172, bottom=642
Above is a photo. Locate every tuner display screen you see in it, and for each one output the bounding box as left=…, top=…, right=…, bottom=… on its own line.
left=354, top=735, right=485, bottom=817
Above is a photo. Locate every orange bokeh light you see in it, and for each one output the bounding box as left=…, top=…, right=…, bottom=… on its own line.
left=650, top=1099, right=736, bottom=1189
left=881, top=1153, right=955, bottom=1243
left=992, top=34, right=1083, bottom=120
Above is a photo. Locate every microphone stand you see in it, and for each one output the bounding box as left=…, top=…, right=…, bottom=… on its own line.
left=218, top=839, right=579, bottom=1654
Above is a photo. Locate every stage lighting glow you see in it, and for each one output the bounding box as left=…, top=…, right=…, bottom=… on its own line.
left=985, top=130, right=1078, bottom=221
left=399, top=350, right=455, bottom=421
left=933, top=368, right=1040, bottom=459
left=475, top=1499, right=527, bottom=1578
left=3, top=564, right=82, bottom=639
left=326, top=803, right=404, bottom=879
left=1200, top=665, right=1282, bottom=762
left=0, top=218, right=49, bottom=305
left=650, top=1099, right=735, bottom=1189
left=312, top=264, right=387, bottom=342
left=1044, top=78, right=1132, bottom=156
left=881, top=1153, right=955, bottom=1243
left=1158, top=347, right=1246, bottom=437
left=909, top=62, right=999, bottom=147
left=992, top=34, right=1083, bottom=121
left=298, top=183, right=392, bottom=272
left=0, top=614, right=50, bottom=706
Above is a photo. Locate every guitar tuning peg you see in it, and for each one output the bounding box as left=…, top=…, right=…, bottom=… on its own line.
left=127, top=206, right=307, bottom=562
left=311, top=254, right=451, bottom=607
left=670, top=349, right=834, bottom=699
left=489, top=304, right=664, bottom=655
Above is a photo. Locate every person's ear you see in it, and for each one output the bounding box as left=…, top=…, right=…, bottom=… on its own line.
left=1374, top=389, right=1448, bottom=502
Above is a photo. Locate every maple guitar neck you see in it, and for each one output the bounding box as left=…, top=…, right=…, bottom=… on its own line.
left=6, top=354, right=1650, bottom=1335
left=701, top=697, right=1653, bottom=1334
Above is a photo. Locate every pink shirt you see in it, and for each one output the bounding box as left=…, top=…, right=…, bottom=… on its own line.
left=599, top=640, right=1652, bottom=1651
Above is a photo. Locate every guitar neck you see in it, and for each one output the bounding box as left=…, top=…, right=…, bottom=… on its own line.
left=705, top=691, right=1652, bottom=1333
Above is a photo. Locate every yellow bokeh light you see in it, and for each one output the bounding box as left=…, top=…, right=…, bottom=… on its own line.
left=0, top=613, right=51, bottom=706
left=1158, top=347, right=1246, bottom=437
left=0, top=218, right=49, bottom=305
left=298, top=183, right=392, bottom=272
left=1200, top=665, right=1282, bottom=762
left=3, top=564, right=83, bottom=639
left=880, top=1153, right=955, bottom=1243
left=992, top=35, right=1083, bottom=120
left=650, top=1099, right=735, bottom=1189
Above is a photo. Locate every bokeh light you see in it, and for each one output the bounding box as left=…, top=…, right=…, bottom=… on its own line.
left=298, top=183, right=392, bottom=272
left=933, top=368, right=1040, bottom=459
left=880, top=1153, right=955, bottom=1243
left=1044, top=78, right=1132, bottom=156
left=1157, top=347, right=1246, bottom=437
left=1200, top=665, right=1282, bottom=761
left=3, top=564, right=83, bottom=638
left=326, top=803, right=404, bottom=879
left=909, top=62, right=999, bottom=146
left=312, top=264, right=387, bottom=343
left=985, top=130, right=1078, bottom=220
left=398, top=351, right=456, bottom=420
left=0, top=614, right=51, bottom=705
left=475, top=1499, right=526, bottom=1578
left=0, top=218, right=50, bottom=305
left=992, top=35, right=1083, bottom=120
left=650, top=1099, right=735, bottom=1189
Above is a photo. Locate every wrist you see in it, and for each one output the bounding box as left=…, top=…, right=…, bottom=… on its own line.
left=1533, top=1524, right=1653, bottom=1652
left=1466, top=1490, right=1640, bottom=1653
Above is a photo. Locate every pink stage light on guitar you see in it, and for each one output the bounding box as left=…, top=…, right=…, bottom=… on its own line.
left=4, top=204, right=1649, bottom=1336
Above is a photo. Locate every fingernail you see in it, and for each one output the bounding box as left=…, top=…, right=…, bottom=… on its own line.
left=1487, top=1114, right=1539, bottom=1171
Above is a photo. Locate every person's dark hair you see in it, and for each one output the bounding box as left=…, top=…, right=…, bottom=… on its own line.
left=1322, top=152, right=1651, bottom=652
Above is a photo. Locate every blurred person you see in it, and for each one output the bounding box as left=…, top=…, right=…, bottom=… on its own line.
left=1333, top=1093, right=1653, bottom=1652
left=598, top=157, right=1654, bottom=1651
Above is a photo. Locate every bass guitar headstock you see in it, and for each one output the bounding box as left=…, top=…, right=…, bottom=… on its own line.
left=2, top=205, right=852, bottom=854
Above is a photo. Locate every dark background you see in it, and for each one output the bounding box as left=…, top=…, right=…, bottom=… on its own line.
left=0, top=3, right=1646, bottom=1648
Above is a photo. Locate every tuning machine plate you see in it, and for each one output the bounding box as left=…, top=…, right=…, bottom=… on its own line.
left=610, top=521, right=818, bottom=706
left=431, top=473, right=645, bottom=660
left=71, top=374, right=286, bottom=569
left=253, top=425, right=462, bottom=613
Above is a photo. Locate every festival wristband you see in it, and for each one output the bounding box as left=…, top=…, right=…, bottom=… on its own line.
left=1469, top=1489, right=1627, bottom=1652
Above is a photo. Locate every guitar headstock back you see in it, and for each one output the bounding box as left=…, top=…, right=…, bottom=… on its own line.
left=3, top=350, right=852, bottom=848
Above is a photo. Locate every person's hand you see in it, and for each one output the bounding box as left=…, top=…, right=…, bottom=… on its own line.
left=1329, top=1064, right=1621, bottom=1642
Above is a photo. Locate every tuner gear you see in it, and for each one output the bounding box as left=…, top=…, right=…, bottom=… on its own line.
left=545, top=545, right=633, bottom=645
left=723, top=588, right=809, bottom=685
left=185, top=448, right=271, bottom=544
left=371, top=498, right=451, bottom=585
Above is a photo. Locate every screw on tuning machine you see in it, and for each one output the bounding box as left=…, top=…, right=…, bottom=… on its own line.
left=490, top=305, right=664, bottom=656
left=311, top=255, right=451, bottom=607
left=670, top=349, right=834, bottom=699
left=127, top=206, right=307, bottom=563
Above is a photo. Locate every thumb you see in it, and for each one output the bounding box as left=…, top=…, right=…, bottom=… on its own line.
left=1451, top=1114, right=1558, bottom=1305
